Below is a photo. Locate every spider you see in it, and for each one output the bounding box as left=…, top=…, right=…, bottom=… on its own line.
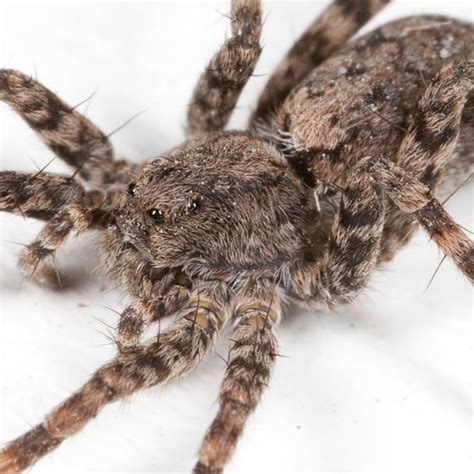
left=0, top=0, right=473, bottom=472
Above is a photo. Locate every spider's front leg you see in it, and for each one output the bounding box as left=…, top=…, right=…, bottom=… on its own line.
left=0, top=171, right=107, bottom=287
left=186, top=0, right=262, bottom=138
left=0, top=69, right=117, bottom=186
left=98, top=227, right=193, bottom=350
left=0, top=69, right=142, bottom=188
left=116, top=274, right=192, bottom=352
left=0, top=282, right=228, bottom=473
left=292, top=175, right=385, bottom=307
left=0, top=171, right=88, bottom=220
left=194, top=283, right=281, bottom=474
left=18, top=204, right=110, bottom=287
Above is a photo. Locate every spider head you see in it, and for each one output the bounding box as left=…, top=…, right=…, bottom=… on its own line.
left=116, top=132, right=318, bottom=276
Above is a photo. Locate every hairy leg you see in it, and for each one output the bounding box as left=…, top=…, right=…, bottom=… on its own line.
left=297, top=60, right=473, bottom=270
left=373, top=62, right=474, bottom=277
left=186, top=0, right=262, bottom=138
left=396, top=62, right=473, bottom=185
left=0, top=171, right=88, bottom=220
left=0, top=69, right=117, bottom=186
left=19, top=204, right=110, bottom=287
left=194, top=284, right=280, bottom=473
left=377, top=204, right=417, bottom=263
left=0, top=283, right=227, bottom=473
left=116, top=272, right=191, bottom=351
left=98, top=227, right=192, bottom=348
left=366, top=157, right=473, bottom=282
left=250, top=0, right=390, bottom=128
left=293, top=176, right=385, bottom=306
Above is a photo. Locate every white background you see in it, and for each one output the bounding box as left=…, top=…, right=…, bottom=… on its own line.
left=0, top=1, right=472, bottom=473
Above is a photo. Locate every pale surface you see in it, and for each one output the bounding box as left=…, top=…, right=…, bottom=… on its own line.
left=0, top=1, right=472, bottom=473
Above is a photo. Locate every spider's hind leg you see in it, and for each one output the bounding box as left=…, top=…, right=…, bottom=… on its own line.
left=250, top=0, right=391, bottom=128
left=0, top=69, right=116, bottom=186
left=368, top=62, right=474, bottom=282
left=367, top=157, right=474, bottom=282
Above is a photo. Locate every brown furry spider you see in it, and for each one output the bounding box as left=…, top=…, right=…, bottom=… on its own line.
left=0, top=0, right=473, bottom=472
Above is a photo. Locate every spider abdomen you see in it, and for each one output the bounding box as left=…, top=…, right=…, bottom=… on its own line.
left=271, top=15, right=474, bottom=189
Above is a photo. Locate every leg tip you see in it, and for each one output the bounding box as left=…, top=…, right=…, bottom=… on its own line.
left=19, top=260, right=63, bottom=290
left=193, top=461, right=223, bottom=474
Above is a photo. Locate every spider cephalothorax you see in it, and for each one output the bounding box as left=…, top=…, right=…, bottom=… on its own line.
left=114, top=132, right=319, bottom=276
left=0, top=0, right=473, bottom=472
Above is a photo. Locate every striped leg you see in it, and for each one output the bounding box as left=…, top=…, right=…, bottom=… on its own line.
left=0, top=284, right=227, bottom=473
left=186, top=0, right=262, bottom=138
left=250, top=0, right=391, bottom=127
left=0, top=69, right=115, bottom=185
left=194, top=287, right=280, bottom=473
left=366, top=157, right=473, bottom=283
left=99, top=228, right=193, bottom=349
left=376, top=79, right=474, bottom=263
left=368, top=62, right=474, bottom=282
left=0, top=171, right=87, bottom=220
left=117, top=284, right=191, bottom=351
left=396, top=62, right=473, bottom=186
left=19, top=205, right=109, bottom=287
left=293, top=176, right=385, bottom=306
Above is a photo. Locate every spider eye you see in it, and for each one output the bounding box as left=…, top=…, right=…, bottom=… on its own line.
left=127, top=183, right=136, bottom=197
left=147, top=208, right=164, bottom=223
left=186, top=197, right=200, bottom=213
